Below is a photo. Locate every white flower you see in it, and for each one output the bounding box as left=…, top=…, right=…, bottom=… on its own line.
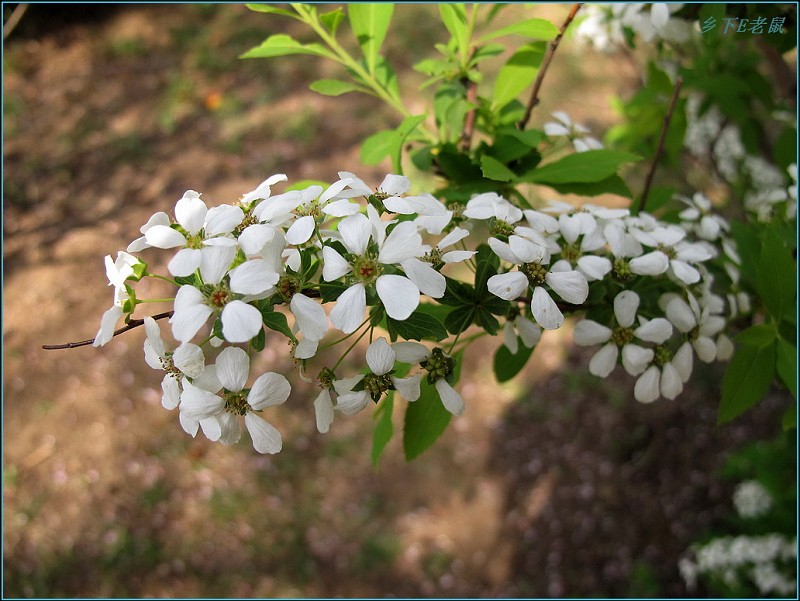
left=144, top=190, right=240, bottom=278
left=664, top=293, right=725, bottom=362
left=282, top=179, right=361, bottom=245
left=143, top=316, right=204, bottom=409
left=323, top=214, right=429, bottom=333
left=334, top=338, right=422, bottom=414
left=733, top=480, right=773, bottom=519
left=544, top=111, right=603, bottom=152
left=463, top=192, right=523, bottom=223
left=502, top=314, right=542, bottom=354
left=179, top=346, right=290, bottom=454
left=396, top=343, right=466, bottom=416
left=93, top=251, right=143, bottom=347
left=127, top=211, right=170, bottom=253
left=574, top=291, right=673, bottom=377
left=240, top=173, right=288, bottom=207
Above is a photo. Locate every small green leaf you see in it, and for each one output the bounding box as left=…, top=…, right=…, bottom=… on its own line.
left=439, top=4, right=468, bottom=54
left=245, top=4, right=298, bottom=18
left=403, top=381, right=452, bottom=460
left=782, top=403, right=796, bottom=430
left=387, top=310, right=448, bottom=342
left=261, top=307, right=296, bottom=341
left=240, top=34, right=335, bottom=60
left=718, top=341, right=777, bottom=423
left=250, top=326, right=266, bottom=352
left=371, top=395, right=394, bottom=467
left=492, top=42, right=546, bottom=110
left=319, top=282, right=348, bottom=303
left=348, top=3, right=394, bottom=74
left=360, top=130, right=395, bottom=165
left=757, top=229, right=796, bottom=320
left=736, top=324, right=778, bottom=348
left=480, top=155, right=516, bottom=182
left=320, top=7, right=345, bottom=34
left=776, top=337, right=797, bottom=399
left=526, top=150, right=642, bottom=184
left=539, top=175, right=633, bottom=199
left=494, top=340, right=536, bottom=382
left=310, top=79, right=368, bottom=96
left=444, top=305, right=476, bottom=335
left=478, top=17, right=558, bottom=43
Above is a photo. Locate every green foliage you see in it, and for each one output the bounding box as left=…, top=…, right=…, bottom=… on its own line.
left=493, top=340, right=535, bottom=383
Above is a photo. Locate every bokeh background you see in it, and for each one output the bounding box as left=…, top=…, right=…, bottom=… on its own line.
left=3, top=4, right=791, bottom=597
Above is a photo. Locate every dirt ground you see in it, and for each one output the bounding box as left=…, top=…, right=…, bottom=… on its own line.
left=2, top=4, right=792, bottom=598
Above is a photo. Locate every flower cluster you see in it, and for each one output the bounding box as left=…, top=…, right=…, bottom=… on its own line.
left=93, top=170, right=741, bottom=454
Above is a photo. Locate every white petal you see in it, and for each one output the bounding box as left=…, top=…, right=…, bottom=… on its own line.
left=438, top=227, right=470, bottom=249
left=488, top=271, right=528, bottom=301
left=238, top=224, right=280, bottom=257
left=229, top=259, right=280, bottom=296
left=573, top=320, right=612, bottom=346
left=215, top=346, right=250, bottom=392
left=634, top=366, right=661, bottom=403
left=291, top=294, right=328, bottom=341
left=241, top=173, right=287, bottom=205
left=180, top=381, right=223, bottom=420
left=503, top=321, right=519, bottom=354
left=650, top=2, right=669, bottom=28
left=175, top=190, right=207, bottom=234
left=161, top=376, right=181, bottom=410
left=634, top=318, right=673, bottom=344
left=205, top=205, right=244, bottom=236
left=660, top=363, right=683, bottom=400
left=401, top=258, right=446, bottom=298
left=378, top=221, right=423, bottom=264
left=392, top=374, right=421, bottom=401
left=173, top=284, right=205, bottom=312
left=380, top=174, right=411, bottom=196
left=621, top=344, right=654, bottom=376
left=531, top=286, right=564, bottom=330
left=314, top=389, right=335, bottom=433
left=509, top=235, right=544, bottom=263
left=285, top=215, right=316, bottom=245
left=613, top=291, right=640, bottom=328
left=336, top=390, right=371, bottom=415
left=200, top=416, right=223, bottom=442
left=382, top=195, right=417, bottom=215
left=245, top=413, right=283, bottom=454
left=366, top=337, right=396, bottom=375
left=545, top=270, right=588, bottom=305
left=145, top=224, right=186, bottom=249
left=330, top=283, right=366, bottom=334
left=168, top=247, right=202, bottom=277
left=200, top=245, right=236, bottom=286
left=322, top=246, right=351, bottom=281
left=322, top=198, right=360, bottom=217
left=193, top=365, right=223, bottom=393
left=673, top=341, right=694, bottom=382
left=217, top=412, right=242, bottom=445
left=693, top=337, right=717, bottom=363
left=558, top=214, right=582, bottom=243
left=669, top=260, right=701, bottom=285
left=515, top=316, right=542, bottom=347
left=376, top=275, right=420, bottom=321
left=392, top=342, right=430, bottom=364
left=442, top=250, right=476, bottom=264
left=544, top=122, right=570, bottom=136
left=716, top=334, right=734, bottom=361
left=248, top=372, right=291, bottom=410
left=630, top=251, right=670, bottom=275
left=294, top=338, right=318, bottom=359
left=179, top=412, right=199, bottom=437
left=435, top=380, right=465, bottom=416
left=488, top=237, right=523, bottom=264
left=171, top=303, right=213, bottom=343
left=589, top=343, right=619, bottom=377
left=665, top=297, right=697, bottom=332
left=221, top=300, right=263, bottom=343
left=332, top=375, right=362, bottom=396
left=338, top=213, right=372, bottom=255
left=173, top=343, right=205, bottom=378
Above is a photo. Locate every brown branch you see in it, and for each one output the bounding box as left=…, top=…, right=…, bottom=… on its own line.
left=637, top=76, right=683, bottom=215
left=460, top=75, right=479, bottom=152
left=42, top=311, right=174, bottom=350
left=3, top=3, right=28, bottom=40
left=517, top=3, right=583, bottom=130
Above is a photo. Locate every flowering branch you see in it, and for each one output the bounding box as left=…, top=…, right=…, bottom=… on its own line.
left=517, top=3, right=583, bottom=130
left=42, top=311, right=174, bottom=350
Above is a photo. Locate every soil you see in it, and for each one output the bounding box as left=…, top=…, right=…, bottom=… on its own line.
left=2, top=4, right=792, bottom=598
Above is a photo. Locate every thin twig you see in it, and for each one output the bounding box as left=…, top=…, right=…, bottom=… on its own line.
left=460, top=75, right=479, bottom=152
left=3, top=3, right=28, bottom=40
left=517, top=3, right=583, bottom=130
left=638, top=77, right=683, bottom=214
left=42, top=311, right=174, bottom=350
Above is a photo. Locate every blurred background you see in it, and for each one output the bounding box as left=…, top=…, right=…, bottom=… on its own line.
left=3, top=4, right=790, bottom=597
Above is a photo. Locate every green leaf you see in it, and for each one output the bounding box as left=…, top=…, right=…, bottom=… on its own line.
left=250, top=326, right=266, bottom=352
left=782, top=403, right=796, bottom=430
left=526, top=150, right=641, bottom=184
left=403, top=381, right=453, bottom=460
left=389, top=114, right=427, bottom=172
left=480, top=155, right=516, bottom=182
left=444, top=305, right=476, bottom=335
left=540, top=174, right=633, bottom=199
left=310, top=79, right=368, bottom=96
left=492, top=42, right=546, bottom=110
left=736, top=324, right=778, bottom=348
left=240, top=34, right=335, bottom=60
left=776, top=337, right=797, bottom=399
left=245, top=4, right=298, bottom=18
left=386, top=310, right=449, bottom=342
left=261, top=307, right=296, bottom=341
left=494, top=339, right=536, bottom=382
left=718, top=341, right=777, bottom=423
left=473, top=244, right=499, bottom=292
left=757, top=229, right=797, bottom=320
left=478, top=17, right=558, bottom=43
left=360, top=130, right=395, bottom=165
left=348, top=3, right=394, bottom=74
left=439, top=4, right=468, bottom=54
left=320, top=7, right=345, bottom=34
left=474, top=307, right=500, bottom=335
left=371, top=395, right=394, bottom=467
